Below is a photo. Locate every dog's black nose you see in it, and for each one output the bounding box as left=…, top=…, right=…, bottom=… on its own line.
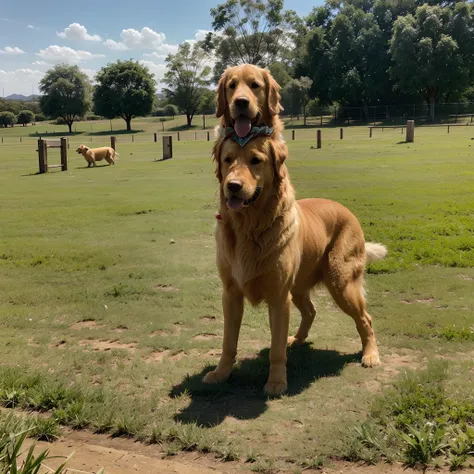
left=234, top=97, right=249, bottom=109
left=227, top=180, right=243, bottom=193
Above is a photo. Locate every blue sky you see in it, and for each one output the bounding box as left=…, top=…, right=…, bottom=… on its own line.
left=0, top=0, right=320, bottom=96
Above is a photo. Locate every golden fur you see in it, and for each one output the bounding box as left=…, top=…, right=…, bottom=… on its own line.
left=215, top=64, right=284, bottom=137
left=203, top=66, right=387, bottom=396
left=76, top=144, right=117, bottom=167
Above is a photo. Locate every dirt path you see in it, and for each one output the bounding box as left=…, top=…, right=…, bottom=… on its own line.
left=21, top=429, right=474, bottom=474
left=23, top=430, right=239, bottom=474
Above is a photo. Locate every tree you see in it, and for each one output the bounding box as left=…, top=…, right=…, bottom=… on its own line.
left=268, top=62, right=292, bottom=88
left=39, top=64, right=91, bottom=133
left=307, top=98, right=319, bottom=117
left=281, top=77, right=312, bottom=123
left=164, top=104, right=178, bottom=118
left=299, top=76, right=313, bottom=125
left=17, top=110, right=35, bottom=126
left=199, top=88, right=216, bottom=114
left=163, top=42, right=211, bottom=127
left=93, top=60, right=156, bottom=131
left=0, top=99, right=21, bottom=115
left=0, top=111, right=16, bottom=128
left=205, top=0, right=298, bottom=81
left=390, top=4, right=473, bottom=120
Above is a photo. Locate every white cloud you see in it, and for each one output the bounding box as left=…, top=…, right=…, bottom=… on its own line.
left=103, top=39, right=128, bottom=51
left=0, top=68, right=44, bottom=95
left=37, top=45, right=105, bottom=64
left=143, top=52, right=167, bottom=60
left=57, top=23, right=101, bottom=42
left=81, top=68, right=97, bottom=80
left=0, top=46, right=25, bottom=55
left=155, top=43, right=179, bottom=55
left=27, top=24, right=40, bottom=30
left=139, top=60, right=167, bottom=88
left=103, top=27, right=167, bottom=51
left=195, top=29, right=211, bottom=41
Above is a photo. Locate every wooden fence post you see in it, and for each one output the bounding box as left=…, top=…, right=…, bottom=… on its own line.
left=163, top=136, right=173, bottom=160
left=369, top=128, right=373, bottom=138
left=38, top=139, right=47, bottom=173
left=207, top=131, right=210, bottom=141
left=317, top=130, right=322, bottom=149
left=177, top=132, right=180, bottom=142
left=340, top=128, right=343, bottom=140
left=154, top=133, right=157, bottom=142
left=292, top=130, right=295, bottom=141
left=60, top=138, right=68, bottom=171
left=111, top=136, right=116, bottom=150
left=406, top=120, right=415, bottom=143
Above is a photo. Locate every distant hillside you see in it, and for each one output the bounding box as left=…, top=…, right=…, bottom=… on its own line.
left=5, top=94, right=40, bottom=102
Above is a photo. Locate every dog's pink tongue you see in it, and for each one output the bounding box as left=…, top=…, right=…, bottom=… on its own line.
left=234, top=116, right=251, bottom=138
left=227, top=196, right=245, bottom=210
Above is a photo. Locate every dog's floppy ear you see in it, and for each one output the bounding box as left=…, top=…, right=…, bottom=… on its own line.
left=263, top=69, right=283, bottom=117
left=216, top=68, right=229, bottom=118
left=212, top=138, right=224, bottom=182
left=269, top=139, right=287, bottom=181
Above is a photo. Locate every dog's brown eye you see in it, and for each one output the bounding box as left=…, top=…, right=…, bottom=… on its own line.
left=251, top=82, right=259, bottom=89
left=224, top=156, right=231, bottom=163
left=229, top=83, right=236, bottom=90
left=250, top=157, right=261, bottom=165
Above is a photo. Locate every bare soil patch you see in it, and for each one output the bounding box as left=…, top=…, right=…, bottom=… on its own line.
left=79, top=340, right=137, bottom=352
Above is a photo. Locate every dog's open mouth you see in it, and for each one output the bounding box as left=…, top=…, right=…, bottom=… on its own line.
left=227, top=187, right=262, bottom=211
left=232, top=113, right=260, bottom=138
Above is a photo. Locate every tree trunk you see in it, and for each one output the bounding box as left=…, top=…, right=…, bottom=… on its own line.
left=186, top=114, right=193, bottom=127
left=429, top=93, right=436, bottom=122
left=126, top=118, right=131, bottom=131
left=67, top=121, right=73, bottom=133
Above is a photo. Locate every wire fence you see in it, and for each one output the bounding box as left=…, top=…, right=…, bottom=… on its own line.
left=285, top=102, right=474, bottom=126
left=2, top=102, right=474, bottom=146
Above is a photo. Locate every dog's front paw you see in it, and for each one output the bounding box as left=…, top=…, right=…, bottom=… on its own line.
left=202, top=369, right=231, bottom=384
left=287, top=336, right=305, bottom=346
left=264, top=379, right=288, bottom=396
left=362, top=353, right=381, bottom=368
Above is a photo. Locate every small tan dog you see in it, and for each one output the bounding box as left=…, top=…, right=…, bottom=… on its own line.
left=76, top=144, right=117, bottom=167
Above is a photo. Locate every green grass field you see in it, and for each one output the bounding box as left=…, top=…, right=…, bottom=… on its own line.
left=0, top=125, right=473, bottom=472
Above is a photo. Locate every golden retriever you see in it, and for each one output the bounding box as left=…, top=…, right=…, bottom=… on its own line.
left=204, top=66, right=387, bottom=396
left=76, top=144, right=117, bottom=167
left=215, top=64, right=284, bottom=139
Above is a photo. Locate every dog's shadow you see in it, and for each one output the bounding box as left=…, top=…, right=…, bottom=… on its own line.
left=74, top=164, right=112, bottom=169
left=169, top=343, right=361, bottom=427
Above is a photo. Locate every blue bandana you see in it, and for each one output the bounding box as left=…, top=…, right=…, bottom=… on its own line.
left=224, top=125, right=274, bottom=147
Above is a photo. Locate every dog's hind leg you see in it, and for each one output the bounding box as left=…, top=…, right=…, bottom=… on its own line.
left=323, top=240, right=380, bottom=367
left=288, top=291, right=316, bottom=346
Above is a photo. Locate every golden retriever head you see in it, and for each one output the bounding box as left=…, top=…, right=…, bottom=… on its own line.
left=213, top=136, right=287, bottom=211
left=75, top=144, right=89, bottom=155
left=216, top=64, right=283, bottom=136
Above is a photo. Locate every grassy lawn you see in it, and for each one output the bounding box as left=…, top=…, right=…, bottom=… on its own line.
left=0, top=125, right=473, bottom=472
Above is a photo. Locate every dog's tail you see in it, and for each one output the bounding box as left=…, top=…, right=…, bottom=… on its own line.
left=365, top=242, right=388, bottom=263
